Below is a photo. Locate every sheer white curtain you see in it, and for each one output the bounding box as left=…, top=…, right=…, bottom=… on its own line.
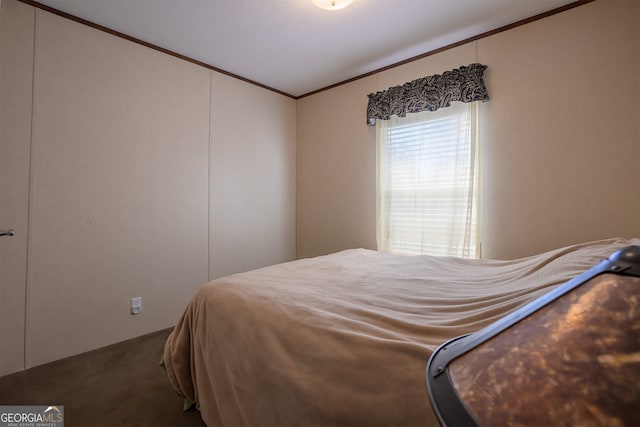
left=376, top=101, right=480, bottom=258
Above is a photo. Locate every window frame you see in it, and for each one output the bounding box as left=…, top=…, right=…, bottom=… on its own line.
left=376, top=101, right=481, bottom=258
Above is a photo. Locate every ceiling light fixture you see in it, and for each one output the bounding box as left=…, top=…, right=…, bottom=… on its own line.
left=311, top=0, right=354, bottom=11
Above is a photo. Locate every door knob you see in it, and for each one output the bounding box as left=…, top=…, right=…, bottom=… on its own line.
left=0, top=229, right=15, bottom=237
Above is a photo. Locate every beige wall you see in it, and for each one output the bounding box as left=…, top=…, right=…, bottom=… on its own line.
left=297, top=0, right=640, bottom=260
left=296, top=77, right=378, bottom=258
left=0, top=1, right=296, bottom=375
left=480, top=0, right=639, bottom=258
left=26, top=9, right=210, bottom=368
left=210, top=72, right=297, bottom=279
left=0, top=0, right=35, bottom=376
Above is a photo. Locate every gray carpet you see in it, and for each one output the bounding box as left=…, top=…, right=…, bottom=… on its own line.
left=0, top=328, right=206, bottom=426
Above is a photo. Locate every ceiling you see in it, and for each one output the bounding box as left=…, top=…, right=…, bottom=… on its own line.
left=34, top=0, right=581, bottom=98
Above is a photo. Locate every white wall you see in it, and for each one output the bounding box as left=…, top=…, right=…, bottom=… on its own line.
left=297, top=0, right=640, bottom=260
left=0, top=0, right=296, bottom=375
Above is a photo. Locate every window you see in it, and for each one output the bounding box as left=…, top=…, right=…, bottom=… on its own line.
left=376, top=101, right=480, bottom=258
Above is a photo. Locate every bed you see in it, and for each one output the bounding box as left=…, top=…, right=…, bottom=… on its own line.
left=162, top=237, right=638, bottom=426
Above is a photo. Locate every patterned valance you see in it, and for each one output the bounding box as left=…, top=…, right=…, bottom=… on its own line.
left=366, top=63, right=489, bottom=126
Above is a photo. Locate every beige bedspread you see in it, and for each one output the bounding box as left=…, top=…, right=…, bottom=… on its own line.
left=163, top=238, right=637, bottom=427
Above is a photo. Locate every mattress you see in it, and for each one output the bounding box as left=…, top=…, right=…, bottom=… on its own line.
left=163, top=237, right=638, bottom=426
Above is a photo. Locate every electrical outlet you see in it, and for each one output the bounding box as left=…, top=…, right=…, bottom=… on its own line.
left=131, top=297, right=142, bottom=315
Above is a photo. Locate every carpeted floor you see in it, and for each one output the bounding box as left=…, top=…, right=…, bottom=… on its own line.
left=0, top=328, right=206, bottom=426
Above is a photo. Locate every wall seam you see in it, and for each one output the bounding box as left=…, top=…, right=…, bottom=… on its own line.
left=208, top=71, right=213, bottom=281
left=23, top=5, right=39, bottom=370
